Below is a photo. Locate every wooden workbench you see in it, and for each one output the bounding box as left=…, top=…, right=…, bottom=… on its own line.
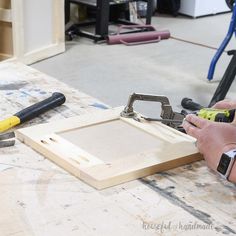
left=0, top=62, right=235, bottom=236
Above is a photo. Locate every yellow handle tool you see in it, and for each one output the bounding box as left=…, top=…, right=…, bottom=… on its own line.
left=0, top=92, right=66, bottom=134
left=0, top=116, right=20, bottom=133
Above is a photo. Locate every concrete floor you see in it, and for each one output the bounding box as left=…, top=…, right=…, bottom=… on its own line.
left=33, top=13, right=236, bottom=117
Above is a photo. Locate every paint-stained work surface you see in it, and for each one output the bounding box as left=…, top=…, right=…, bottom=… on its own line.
left=0, top=62, right=236, bottom=236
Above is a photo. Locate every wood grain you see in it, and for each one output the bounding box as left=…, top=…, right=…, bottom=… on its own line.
left=1, top=62, right=236, bottom=235
left=16, top=107, right=202, bottom=189
left=0, top=0, right=11, bottom=9
left=0, top=21, right=13, bottom=57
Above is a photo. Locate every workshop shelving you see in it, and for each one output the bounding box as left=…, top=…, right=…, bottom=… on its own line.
left=0, top=0, right=12, bottom=61
left=0, top=0, right=65, bottom=64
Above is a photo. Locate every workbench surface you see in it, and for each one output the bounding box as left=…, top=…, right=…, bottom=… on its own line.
left=0, top=62, right=235, bottom=236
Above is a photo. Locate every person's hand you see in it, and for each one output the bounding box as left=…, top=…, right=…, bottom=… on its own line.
left=183, top=114, right=236, bottom=172
left=213, top=99, right=236, bottom=124
left=213, top=99, right=236, bottom=109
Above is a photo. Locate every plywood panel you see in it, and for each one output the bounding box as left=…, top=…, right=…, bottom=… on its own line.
left=0, top=53, right=10, bottom=60
left=60, top=120, right=165, bottom=162
left=0, top=0, right=11, bottom=22
left=0, top=0, right=11, bottom=9
left=16, top=107, right=202, bottom=189
left=0, top=8, right=12, bottom=22
left=0, top=21, right=13, bottom=57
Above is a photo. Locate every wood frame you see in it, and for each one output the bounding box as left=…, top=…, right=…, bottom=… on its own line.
left=0, top=0, right=12, bottom=60
left=16, top=107, right=202, bottom=189
left=0, top=8, right=11, bottom=22
left=0, top=0, right=65, bottom=64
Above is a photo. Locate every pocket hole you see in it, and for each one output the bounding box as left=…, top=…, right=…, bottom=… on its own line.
left=41, top=140, right=48, bottom=144
left=49, top=137, right=57, bottom=142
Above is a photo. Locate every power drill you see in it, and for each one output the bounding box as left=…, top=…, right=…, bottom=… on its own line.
left=181, top=98, right=235, bottom=123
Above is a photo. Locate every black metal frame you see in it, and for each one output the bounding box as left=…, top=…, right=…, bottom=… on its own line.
left=65, top=0, right=153, bottom=42
left=181, top=50, right=236, bottom=111
left=226, top=0, right=235, bottom=10
left=209, top=50, right=236, bottom=107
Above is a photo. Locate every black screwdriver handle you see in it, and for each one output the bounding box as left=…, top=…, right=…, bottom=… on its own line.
left=14, top=92, right=66, bottom=123
left=181, top=98, right=204, bottom=111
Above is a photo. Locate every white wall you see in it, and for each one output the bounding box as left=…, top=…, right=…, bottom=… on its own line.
left=22, top=0, right=54, bottom=53
left=179, top=0, right=230, bottom=17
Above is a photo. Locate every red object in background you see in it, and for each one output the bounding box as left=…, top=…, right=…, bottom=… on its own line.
left=107, top=25, right=170, bottom=46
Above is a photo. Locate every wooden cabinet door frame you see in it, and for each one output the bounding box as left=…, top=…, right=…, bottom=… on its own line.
left=16, top=107, right=201, bottom=189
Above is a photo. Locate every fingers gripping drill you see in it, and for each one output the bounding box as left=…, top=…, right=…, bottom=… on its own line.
left=181, top=98, right=235, bottom=123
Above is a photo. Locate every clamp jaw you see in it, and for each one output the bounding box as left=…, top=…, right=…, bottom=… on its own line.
left=121, top=93, right=185, bottom=128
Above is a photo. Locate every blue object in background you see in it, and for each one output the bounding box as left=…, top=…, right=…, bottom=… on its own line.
left=91, top=103, right=109, bottom=110
left=207, top=3, right=236, bottom=81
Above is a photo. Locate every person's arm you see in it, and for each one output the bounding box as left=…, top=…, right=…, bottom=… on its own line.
left=183, top=114, right=236, bottom=183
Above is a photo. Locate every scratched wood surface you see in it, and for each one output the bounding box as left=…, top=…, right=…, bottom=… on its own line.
left=0, top=62, right=236, bottom=236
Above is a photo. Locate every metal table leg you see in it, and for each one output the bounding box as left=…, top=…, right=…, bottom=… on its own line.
left=145, top=0, right=153, bottom=24
left=209, top=50, right=236, bottom=107
left=65, top=0, right=71, bottom=24
left=95, top=0, right=110, bottom=38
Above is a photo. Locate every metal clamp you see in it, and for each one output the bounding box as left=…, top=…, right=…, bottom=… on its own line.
left=121, top=93, right=185, bottom=128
